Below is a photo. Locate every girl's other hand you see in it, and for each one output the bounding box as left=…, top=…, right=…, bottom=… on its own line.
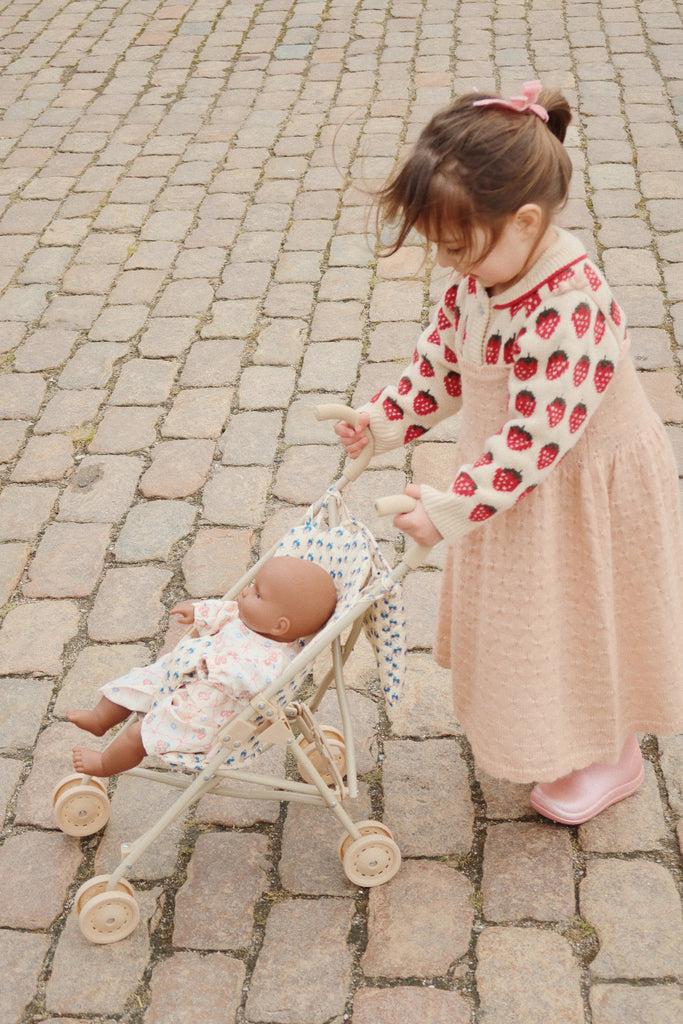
left=170, top=602, right=195, bottom=626
left=334, top=411, right=370, bottom=459
left=393, top=484, right=444, bottom=547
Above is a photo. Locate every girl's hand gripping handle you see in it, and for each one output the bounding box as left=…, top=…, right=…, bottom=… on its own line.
left=314, top=404, right=374, bottom=483
left=375, top=485, right=440, bottom=569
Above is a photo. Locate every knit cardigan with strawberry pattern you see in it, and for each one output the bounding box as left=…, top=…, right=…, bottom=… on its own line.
left=364, top=229, right=628, bottom=544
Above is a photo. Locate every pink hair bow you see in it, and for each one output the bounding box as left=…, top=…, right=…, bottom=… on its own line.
left=472, top=80, right=549, bottom=122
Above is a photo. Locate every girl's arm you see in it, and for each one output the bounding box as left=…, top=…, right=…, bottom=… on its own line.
left=339, top=281, right=464, bottom=457
left=415, top=287, right=624, bottom=545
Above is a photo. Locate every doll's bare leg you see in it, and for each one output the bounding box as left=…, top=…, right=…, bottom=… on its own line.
left=73, top=720, right=146, bottom=777
left=68, top=696, right=132, bottom=737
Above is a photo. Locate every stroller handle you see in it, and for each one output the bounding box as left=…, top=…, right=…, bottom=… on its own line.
left=373, top=493, right=432, bottom=569
left=314, top=404, right=432, bottom=569
left=374, top=494, right=417, bottom=517
left=314, top=403, right=375, bottom=483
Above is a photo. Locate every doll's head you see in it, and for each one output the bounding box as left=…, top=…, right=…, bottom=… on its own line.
left=376, top=85, right=572, bottom=272
left=237, top=557, right=337, bottom=642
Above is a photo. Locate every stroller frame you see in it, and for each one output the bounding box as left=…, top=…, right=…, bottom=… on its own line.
left=53, top=406, right=424, bottom=943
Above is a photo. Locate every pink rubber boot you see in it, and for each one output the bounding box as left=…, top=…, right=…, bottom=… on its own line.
left=529, top=734, right=644, bottom=825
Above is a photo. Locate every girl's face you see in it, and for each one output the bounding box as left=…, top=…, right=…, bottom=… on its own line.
left=432, top=210, right=554, bottom=295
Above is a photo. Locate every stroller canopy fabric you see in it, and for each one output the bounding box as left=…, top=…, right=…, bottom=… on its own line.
left=276, top=487, right=407, bottom=707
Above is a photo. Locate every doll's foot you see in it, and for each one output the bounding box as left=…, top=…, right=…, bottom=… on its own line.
left=68, top=709, right=108, bottom=736
left=529, top=734, right=644, bottom=825
left=72, top=747, right=108, bottom=777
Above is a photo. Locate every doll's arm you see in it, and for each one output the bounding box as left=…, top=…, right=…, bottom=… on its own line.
left=170, top=602, right=195, bottom=627
left=193, top=599, right=238, bottom=634
left=189, top=599, right=238, bottom=635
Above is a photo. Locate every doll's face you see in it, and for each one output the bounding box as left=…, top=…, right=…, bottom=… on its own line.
left=237, top=562, right=288, bottom=639
left=236, top=557, right=337, bottom=641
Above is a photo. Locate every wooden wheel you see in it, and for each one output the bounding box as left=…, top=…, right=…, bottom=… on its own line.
left=53, top=774, right=110, bottom=836
left=338, top=819, right=394, bottom=861
left=75, top=875, right=139, bottom=944
left=342, top=832, right=401, bottom=887
left=298, top=729, right=347, bottom=785
left=74, top=874, right=134, bottom=915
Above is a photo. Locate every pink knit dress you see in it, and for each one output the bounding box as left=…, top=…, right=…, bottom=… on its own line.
left=365, top=229, right=683, bottom=783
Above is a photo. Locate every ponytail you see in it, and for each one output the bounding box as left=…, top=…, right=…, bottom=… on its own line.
left=539, top=89, right=572, bottom=143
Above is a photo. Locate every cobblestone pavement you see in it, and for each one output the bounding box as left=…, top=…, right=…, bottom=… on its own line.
left=0, top=0, right=682, bottom=1021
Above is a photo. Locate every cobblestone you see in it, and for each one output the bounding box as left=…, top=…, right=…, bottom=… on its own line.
left=0, top=677, right=52, bottom=751
left=581, top=859, right=683, bottom=979
left=476, top=927, right=584, bottom=1024
left=23, top=521, right=110, bottom=597
left=363, top=859, right=473, bottom=977
left=482, top=821, right=575, bottom=923
left=0, top=1, right=682, bottom=1022
left=0, top=830, right=81, bottom=929
left=138, top=437, right=215, bottom=498
left=245, top=898, right=355, bottom=1024
left=0, top=541, right=29, bottom=604
left=114, top=499, right=197, bottom=562
left=143, top=952, right=246, bottom=1024
left=87, top=566, right=172, bottom=642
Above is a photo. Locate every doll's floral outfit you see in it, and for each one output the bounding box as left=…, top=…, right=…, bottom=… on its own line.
left=100, top=600, right=303, bottom=763
left=365, top=228, right=683, bottom=782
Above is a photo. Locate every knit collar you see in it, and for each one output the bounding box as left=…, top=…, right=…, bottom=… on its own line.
left=489, top=227, right=588, bottom=309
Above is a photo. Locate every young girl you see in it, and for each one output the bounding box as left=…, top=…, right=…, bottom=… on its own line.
left=337, top=81, right=683, bottom=825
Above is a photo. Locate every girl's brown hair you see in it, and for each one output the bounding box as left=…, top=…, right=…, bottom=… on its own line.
left=376, top=88, right=572, bottom=263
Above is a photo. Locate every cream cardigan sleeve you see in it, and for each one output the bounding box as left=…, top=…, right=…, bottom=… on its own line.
left=363, top=280, right=464, bottom=453
left=420, top=284, right=624, bottom=543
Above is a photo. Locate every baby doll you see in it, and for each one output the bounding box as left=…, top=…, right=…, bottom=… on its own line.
left=68, top=556, right=338, bottom=777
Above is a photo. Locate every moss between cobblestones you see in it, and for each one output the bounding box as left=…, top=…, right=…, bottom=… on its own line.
left=563, top=917, right=600, bottom=966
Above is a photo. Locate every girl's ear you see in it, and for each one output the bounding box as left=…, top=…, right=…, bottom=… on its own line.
left=270, top=616, right=291, bottom=637
left=514, top=204, right=544, bottom=238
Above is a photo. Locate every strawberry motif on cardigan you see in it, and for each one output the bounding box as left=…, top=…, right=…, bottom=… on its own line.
left=594, top=311, right=606, bottom=345
left=548, top=266, right=576, bottom=291
left=584, top=263, right=601, bottom=291
left=413, top=390, right=438, bottom=415
left=453, top=472, right=476, bottom=496
left=535, top=308, right=560, bottom=339
left=404, top=424, right=426, bottom=443
left=444, top=370, right=462, bottom=397
left=515, top=390, right=536, bottom=416
left=503, top=335, right=519, bottom=363
left=547, top=396, right=566, bottom=427
left=419, top=354, right=434, bottom=377
left=594, top=358, right=615, bottom=393
left=571, top=301, right=592, bottom=338
left=573, top=354, right=590, bottom=386
left=437, top=308, right=451, bottom=331
left=485, top=333, right=502, bottom=363
left=509, top=289, right=542, bottom=317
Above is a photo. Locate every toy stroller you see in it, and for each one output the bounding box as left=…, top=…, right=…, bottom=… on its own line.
left=52, top=407, right=428, bottom=944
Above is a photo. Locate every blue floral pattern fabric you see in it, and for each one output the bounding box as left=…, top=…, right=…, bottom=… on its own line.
left=276, top=487, right=407, bottom=707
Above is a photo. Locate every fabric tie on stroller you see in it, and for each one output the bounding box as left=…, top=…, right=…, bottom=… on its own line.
left=275, top=486, right=407, bottom=708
